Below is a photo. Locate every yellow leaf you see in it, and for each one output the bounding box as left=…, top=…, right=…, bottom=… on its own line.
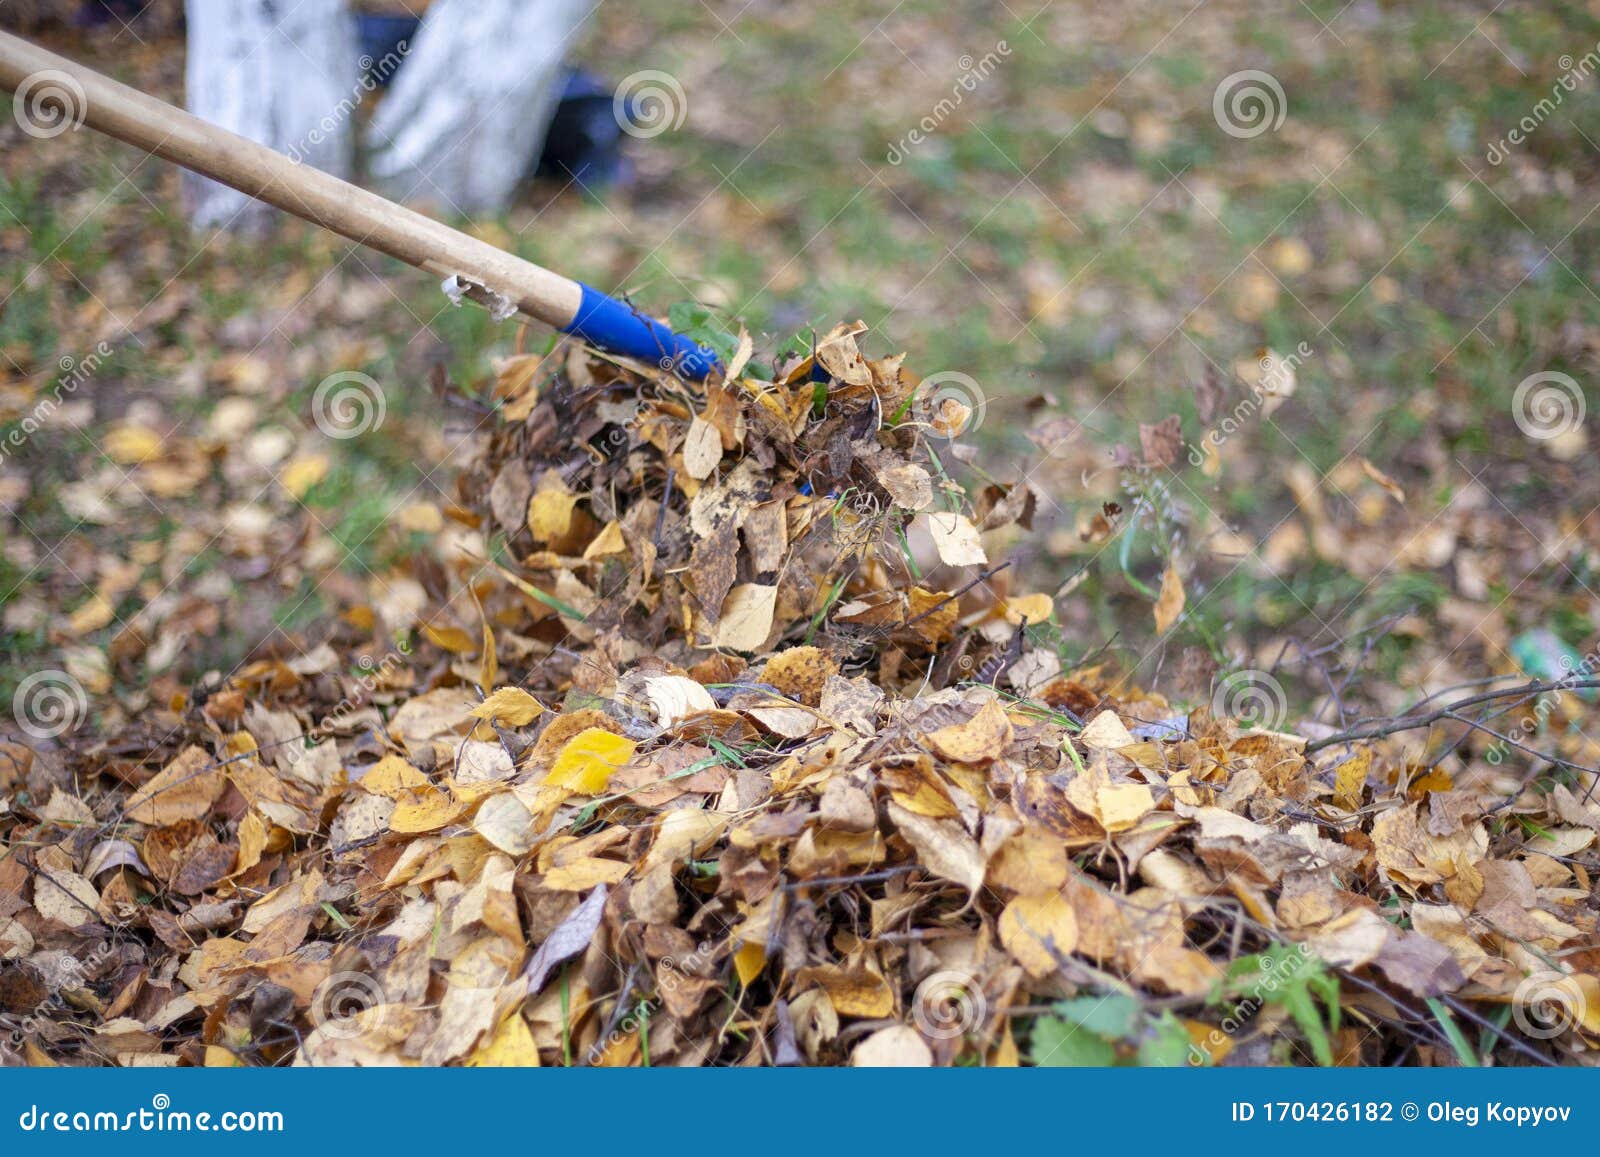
left=358, top=754, right=430, bottom=798
left=1000, top=891, right=1079, bottom=978
left=545, top=728, right=637, bottom=795
left=126, top=745, right=224, bottom=826
left=921, top=511, right=987, bottom=567
left=396, top=501, right=443, bottom=533
left=1153, top=563, right=1185, bottom=633
left=469, top=686, right=545, bottom=727
left=1095, top=782, right=1156, bottom=832
left=1002, top=592, right=1054, bottom=626
left=387, top=786, right=468, bottom=833
left=1078, top=709, right=1135, bottom=750
left=279, top=454, right=329, bottom=499
left=477, top=597, right=497, bottom=696
left=468, top=1012, right=541, bottom=1066
left=990, top=1024, right=1020, bottom=1067
left=1333, top=748, right=1371, bottom=811
left=886, top=801, right=987, bottom=893
left=421, top=622, right=478, bottom=655
left=583, top=520, right=628, bottom=560
left=67, top=593, right=115, bottom=636
left=725, top=327, right=754, bottom=382
left=713, top=583, right=777, bottom=652
left=234, top=810, right=268, bottom=876
left=104, top=423, right=163, bottom=464
left=795, top=963, right=894, bottom=1017
left=733, top=942, right=767, bottom=987
left=925, top=697, right=1013, bottom=763
left=527, top=483, right=579, bottom=543
left=543, top=858, right=630, bottom=891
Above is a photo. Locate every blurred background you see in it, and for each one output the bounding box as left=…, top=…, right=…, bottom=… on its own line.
left=2, top=0, right=1598, bottom=744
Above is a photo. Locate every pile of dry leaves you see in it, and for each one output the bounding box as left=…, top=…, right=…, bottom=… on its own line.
left=3, top=325, right=1598, bottom=1067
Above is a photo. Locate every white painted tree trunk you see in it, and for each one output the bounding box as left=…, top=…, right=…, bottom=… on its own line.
left=183, top=0, right=357, bottom=230
left=364, top=0, right=590, bottom=215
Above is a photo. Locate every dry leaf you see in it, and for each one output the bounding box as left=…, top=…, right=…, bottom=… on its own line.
left=713, top=584, right=777, bottom=651
left=546, top=729, right=638, bottom=795
left=469, top=686, right=545, bottom=727
left=1153, top=563, right=1185, bottom=633
left=125, top=746, right=224, bottom=826
left=921, top=512, right=987, bottom=567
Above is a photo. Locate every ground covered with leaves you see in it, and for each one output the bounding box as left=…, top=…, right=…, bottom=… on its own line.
left=5, top=328, right=1599, bottom=1068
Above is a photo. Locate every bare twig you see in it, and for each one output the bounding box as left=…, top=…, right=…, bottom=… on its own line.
left=1304, top=678, right=1600, bottom=754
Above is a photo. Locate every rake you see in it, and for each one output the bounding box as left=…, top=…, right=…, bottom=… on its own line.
left=0, top=30, right=720, bottom=378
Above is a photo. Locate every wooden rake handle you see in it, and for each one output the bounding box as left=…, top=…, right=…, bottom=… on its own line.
left=0, top=30, right=718, bottom=378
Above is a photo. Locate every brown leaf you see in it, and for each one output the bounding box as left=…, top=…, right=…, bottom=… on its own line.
left=886, top=801, right=986, bottom=894
left=125, top=746, right=224, bottom=826
left=524, top=884, right=608, bottom=994
left=1139, top=414, right=1183, bottom=468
